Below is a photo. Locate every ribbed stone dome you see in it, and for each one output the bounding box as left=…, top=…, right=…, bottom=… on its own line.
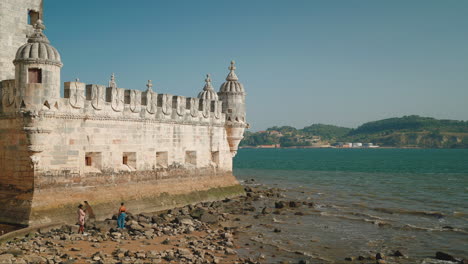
left=198, top=74, right=219, bottom=100
left=219, top=61, right=244, bottom=93
left=14, top=20, right=62, bottom=67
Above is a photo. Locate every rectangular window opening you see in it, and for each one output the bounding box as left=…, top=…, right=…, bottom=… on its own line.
left=156, top=151, right=168, bottom=168
left=123, top=152, right=136, bottom=169
left=28, top=68, right=42, bottom=83
left=185, top=151, right=197, bottom=167
left=211, top=151, right=220, bottom=166
left=85, top=157, right=92, bottom=166
left=28, top=10, right=40, bottom=25
left=85, top=152, right=102, bottom=172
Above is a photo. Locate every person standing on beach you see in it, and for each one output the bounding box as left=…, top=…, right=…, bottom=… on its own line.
left=77, top=204, right=86, bottom=234
left=83, top=201, right=96, bottom=222
left=117, top=202, right=127, bottom=229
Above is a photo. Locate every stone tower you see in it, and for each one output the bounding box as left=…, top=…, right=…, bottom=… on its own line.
left=0, top=0, right=43, bottom=82
left=218, top=61, right=248, bottom=156
left=13, top=20, right=62, bottom=111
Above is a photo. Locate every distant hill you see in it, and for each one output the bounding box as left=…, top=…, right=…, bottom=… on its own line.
left=241, top=116, right=468, bottom=148
left=343, top=115, right=468, bottom=148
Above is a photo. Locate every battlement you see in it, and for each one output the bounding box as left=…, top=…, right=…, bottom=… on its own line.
left=0, top=79, right=225, bottom=126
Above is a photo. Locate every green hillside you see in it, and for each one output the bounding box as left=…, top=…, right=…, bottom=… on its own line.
left=241, top=116, right=468, bottom=148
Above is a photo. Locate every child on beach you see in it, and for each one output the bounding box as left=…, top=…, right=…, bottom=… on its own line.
left=77, top=204, right=86, bottom=234
left=117, top=202, right=127, bottom=228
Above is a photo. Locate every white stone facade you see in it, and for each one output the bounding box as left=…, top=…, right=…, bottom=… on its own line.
left=0, top=3, right=248, bottom=226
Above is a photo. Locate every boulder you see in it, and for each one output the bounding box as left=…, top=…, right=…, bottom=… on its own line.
left=435, top=252, right=456, bottom=262
left=190, top=208, right=207, bottom=219
left=275, top=201, right=285, bottom=209
left=200, top=213, right=218, bottom=224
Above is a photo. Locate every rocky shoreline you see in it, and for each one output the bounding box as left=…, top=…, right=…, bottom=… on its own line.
left=0, top=181, right=466, bottom=264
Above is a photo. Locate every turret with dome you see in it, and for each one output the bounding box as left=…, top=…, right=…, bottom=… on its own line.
left=13, top=19, right=62, bottom=111
left=218, top=61, right=248, bottom=156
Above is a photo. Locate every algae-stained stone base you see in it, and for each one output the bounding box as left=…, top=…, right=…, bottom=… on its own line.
left=27, top=172, right=243, bottom=226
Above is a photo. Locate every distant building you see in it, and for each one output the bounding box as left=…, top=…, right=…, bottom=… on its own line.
left=257, top=144, right=280, bottom=148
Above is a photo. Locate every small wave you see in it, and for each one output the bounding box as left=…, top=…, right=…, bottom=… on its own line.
left=370, top=207, right=446, bottom=218
left=401, top=224, right=468, bottom=235
left=453, top=211, right=468, bottom=218
left=319, top=212, right=393, bottom=227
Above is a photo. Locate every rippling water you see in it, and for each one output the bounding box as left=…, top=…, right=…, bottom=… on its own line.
left=233, top=148, right=468, bottom=261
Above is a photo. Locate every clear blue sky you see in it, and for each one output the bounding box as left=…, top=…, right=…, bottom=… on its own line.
left=43, top=0, right=468, bottom=131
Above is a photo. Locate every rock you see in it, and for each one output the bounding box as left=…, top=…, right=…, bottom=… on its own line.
left=435, top=252, right=456, bottom=262
left=377, top=260, right=386, bottom=264
left=289, top=201, right=299, bottom=208
left=344, top=256, right=355, bottom=261
left=275, top=201, right=285, bottom=209
left=294, top=211, right=304, bottom=216
left=392, top=250, right=405, bottom=257
left=225, top=248, right=236, bottom=255
left=190, top=208, right=206, bottom=219
left=376, top=253, right=385, bottom=260
left=261, top=207, right=272, bottom=214
left=162, top=238, right=171, bottom=245
left=179, top=218, right=194, bottom=226
left=0, top=254, right=14, bottom=264
left=298, top=260, right=309, bottom=264
left=23, top=255, right=47, bottom=264
left=70, top=247, right=81, bottom=251
left=12, top=258, right=27, bottom=264
left=200, top=213, right=218, bottom=224
left=4, top=249, right=23, bottom=257
left=273, top=228, right=281, bottom=233
left=135, top=252, right=146, bottom=259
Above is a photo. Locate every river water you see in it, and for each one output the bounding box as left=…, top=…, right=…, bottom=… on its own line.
left=234, top=148, right=468, bottom=261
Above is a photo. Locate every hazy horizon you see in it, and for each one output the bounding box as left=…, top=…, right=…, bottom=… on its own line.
left=42, top=0, right=468, bottom=131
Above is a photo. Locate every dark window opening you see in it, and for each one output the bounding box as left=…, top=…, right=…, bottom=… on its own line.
left=85, top=157, right=92, bottom=166
left=28, top=68, right=42, bottom=83
left=28, top=10, right=40, bottom=25
left=122, top=152, right=136, bottom=169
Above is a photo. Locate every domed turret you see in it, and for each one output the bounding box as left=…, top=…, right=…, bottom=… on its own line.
left=219, top=62, right=244, bottom=93
left=14, top=20, right=62, bottom=67
left=218, top=61, right=248, bottom=156
left=13, top=20, right=62, bottom=110
left=198, top=74, right=218, bottom=100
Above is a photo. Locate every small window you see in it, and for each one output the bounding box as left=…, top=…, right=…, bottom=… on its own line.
left=185, top=151, right=197, bottom=166
left=85, top=152, right=102, bottom=171
left=211, top=151, right=220, bottom=166
left=28, top=68, right=42, bottom=83
left=123, top=152, right=136, bottom=169
left=156, top=151, right=168, bottom=168
left=28, top=10, right=40, bottom=25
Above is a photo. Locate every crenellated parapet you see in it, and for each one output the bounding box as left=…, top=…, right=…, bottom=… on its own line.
left=55, top=76, right=225, bottom=125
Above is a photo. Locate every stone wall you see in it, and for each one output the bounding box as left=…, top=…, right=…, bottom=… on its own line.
left=0, top=114, right=35, bottom=225
left=0, top=0, right=42, bottom=81
left=0, top=89, right=239, bottom=225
